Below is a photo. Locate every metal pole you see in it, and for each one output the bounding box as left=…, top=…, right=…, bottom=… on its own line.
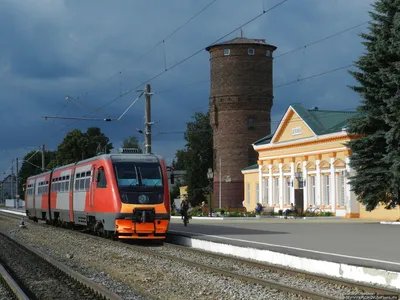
left=219, top=156, right=222, bottom=209
left=11, top=159, right=14, bottom=207
left=41, top=144, right=46, bottom=171
left=16, top=158, right=19, bottom=209
left=1, top=181, right=3, bottom=204
left=210, top=182, right=213, bottom=217
left=144, top=84, right=152, bottom=154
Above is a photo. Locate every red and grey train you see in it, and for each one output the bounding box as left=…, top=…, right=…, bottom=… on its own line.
left=24, top=148, right=171, bottom=240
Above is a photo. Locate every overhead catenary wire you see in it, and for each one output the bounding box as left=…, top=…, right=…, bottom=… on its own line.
left=42, top=0, right=290, bottom=147
left=39, top=0, right=367, bottom=154
left=186, top=63, right=356, bottom=116
left=154, top=63, right=357, bottom=135
left=46, top=61, right=356, bottom=144
left=61, top=0, right=290, bottom=122
left=156, top=107, right=358, bottom=135
left=274, top=20, right=369, bottom=59
left=69, top=0, right=219, bottom=102
left=155, top=20, right=369, bottom=96
left=42, top=0, right=220, bottom=143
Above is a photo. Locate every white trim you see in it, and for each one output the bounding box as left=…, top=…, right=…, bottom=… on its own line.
left=241, top=169, right=258, bottom=174
left=269, top=106, right=317, bottom=144
left=254, top=131, right=348, bottom=151
left=268, top=107, right=294, bottom=144
left=258, top=147, right=348, bottom=160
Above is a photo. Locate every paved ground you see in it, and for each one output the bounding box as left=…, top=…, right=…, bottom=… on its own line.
left=168, top=217, right=400, bottom=272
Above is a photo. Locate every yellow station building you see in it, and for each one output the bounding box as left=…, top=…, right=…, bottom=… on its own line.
left=241, top=103, right=400, bottom=220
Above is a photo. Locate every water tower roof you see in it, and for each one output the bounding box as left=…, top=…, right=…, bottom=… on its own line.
left=206, top=37, right=277, bottom=51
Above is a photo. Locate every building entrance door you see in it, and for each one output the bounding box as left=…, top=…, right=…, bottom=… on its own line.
left=294, top=189, right=304, bottom=214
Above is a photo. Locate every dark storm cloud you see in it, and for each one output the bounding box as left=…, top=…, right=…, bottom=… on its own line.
left=0, top=0, right=374, bottom=174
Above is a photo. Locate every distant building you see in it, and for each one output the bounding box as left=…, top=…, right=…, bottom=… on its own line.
left=0, top=174, right=17, bottom=201
left=206, top=36, right=277, bottom=209
left=166, top=168, right=186, bottom=191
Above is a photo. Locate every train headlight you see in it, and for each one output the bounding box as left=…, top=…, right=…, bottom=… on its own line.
left=138, top=194, right=149, bottom=204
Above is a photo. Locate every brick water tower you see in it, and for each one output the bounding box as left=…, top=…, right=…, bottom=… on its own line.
left=206, top=36, right=277, bottom=209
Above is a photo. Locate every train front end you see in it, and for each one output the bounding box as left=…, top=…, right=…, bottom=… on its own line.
left=112, top=149, right=171, bottom=240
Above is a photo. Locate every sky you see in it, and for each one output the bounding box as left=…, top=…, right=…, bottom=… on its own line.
left=0, top=0, right=375, bottom=180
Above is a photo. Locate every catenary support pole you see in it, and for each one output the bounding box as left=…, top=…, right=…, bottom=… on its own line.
left=144, top=84, right=152, bottom=154
left=219, top=156, right=222, bottom=209
left=15, top=158, right=19, bottom=209
left=41, top=144, right=46, bottom=171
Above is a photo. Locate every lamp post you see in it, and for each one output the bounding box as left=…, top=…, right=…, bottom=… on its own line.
left=295, top=168, right=305, bottom=189
left=207, top=168, right=213, bottom=217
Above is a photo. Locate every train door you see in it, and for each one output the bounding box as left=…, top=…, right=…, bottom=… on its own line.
left=32, top=180, right=37, bottom=218
left=69, top=170, right=75, bottom=223
left=90, top=165, right=97, bottom=209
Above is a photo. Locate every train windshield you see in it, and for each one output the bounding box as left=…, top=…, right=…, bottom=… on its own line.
left=112, top=161, right=164, bottom=204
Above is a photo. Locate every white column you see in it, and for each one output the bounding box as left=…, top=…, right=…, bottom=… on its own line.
left=290, top=162, right=295, bottom=205
left=330, top=158, right=336, bottom=213
left=345, top=157, right=359, bottom=217
left=279, top=163, right=284, bottom=209
left=345, top=157, right=351, bottom=215
left=258, top=165, right=263, bottom=204
left=303, top=161, right=308, bottom=211
left=316, top=159, right=321, bottom=206
left=268, top=165, right=273, bottom=207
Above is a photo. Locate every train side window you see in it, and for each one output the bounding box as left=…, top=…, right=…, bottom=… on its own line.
left=85, top=177, right=90, bottom=190
left=79, top=178, right=85, bottom=190
left=97, top=167, right=107, bottom=188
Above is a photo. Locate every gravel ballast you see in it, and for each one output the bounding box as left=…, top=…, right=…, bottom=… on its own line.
left=0, top=216, right=308, bottom=300
left=0, top=214, right=381, bottom=299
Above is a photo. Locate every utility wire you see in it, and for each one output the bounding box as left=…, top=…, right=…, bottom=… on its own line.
left=156, top=107, right=358, bottom=135
left=274, top=21, right=369, bottom=59
left=42, top=0, right=290, bottom=147
left=155, top=21, right=369, bottom=96
left=62, top=0, right=290, bottom=121
left=70, top=0, right=219, bottom=102
left=155, top=63, right=356, bottom=134
left=46, top=61, right=355, bottom=144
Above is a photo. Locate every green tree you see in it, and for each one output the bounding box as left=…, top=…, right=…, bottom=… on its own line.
left=176, top=112, right=213, bottom=206
left=18, top=150, right=57, bottom=196
left=347, top=0, right=400, bottom=211
left=57, top=127, right=113, bottom=165
left=121, top=136, right=142, bottom=152
left=171, top=149, right=186, bottom=170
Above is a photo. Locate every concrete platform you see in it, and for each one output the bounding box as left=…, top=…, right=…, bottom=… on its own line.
left=168, top=217, right=400, bottom=290
left=0, top=208, right=26, bottom=216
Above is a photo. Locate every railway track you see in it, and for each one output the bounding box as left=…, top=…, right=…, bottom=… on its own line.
left=1, top=211, right=399, bottom=300
left=163, top=240, right=400, bottom=297
left=0, top=219, right=124, bottom=300
left=0, top=262, right=29, bottom=300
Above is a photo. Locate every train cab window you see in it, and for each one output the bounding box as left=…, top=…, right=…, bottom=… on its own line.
left=97, top=167, right=107, bottom=188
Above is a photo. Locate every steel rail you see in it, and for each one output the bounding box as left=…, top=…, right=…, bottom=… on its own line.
left=0, top=263, right=30, bottom=300
left=0, top=226, right=123, bottom=300
left=165, top=235, right=400, bottom=297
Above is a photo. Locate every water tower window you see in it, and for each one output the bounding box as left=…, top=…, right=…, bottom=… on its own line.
left=266, top=50, right=271, bottom=57
left=248, top=48, right=255, bottom=55
left=248, top=117, right=255, bottom=129
left=223, top=49, right=230, bottom=56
